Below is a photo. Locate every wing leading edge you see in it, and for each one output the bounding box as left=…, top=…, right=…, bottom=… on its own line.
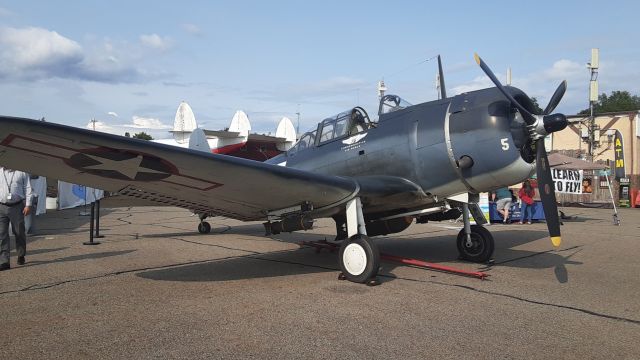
left=0, top=116, right=359, bottom=221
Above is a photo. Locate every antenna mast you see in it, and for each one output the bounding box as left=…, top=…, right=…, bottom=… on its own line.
left=437, top=55, right=447, bottom=99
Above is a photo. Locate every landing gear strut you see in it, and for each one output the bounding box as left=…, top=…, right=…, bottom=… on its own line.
left=338, top=198, right=380, bottom=284
left=456, top=203, right=494, bottom=262
left=197, top=213, right=211, bottom=234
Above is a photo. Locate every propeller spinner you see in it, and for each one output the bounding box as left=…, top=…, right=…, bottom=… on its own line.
left=474, top=53, right=568, bottom=247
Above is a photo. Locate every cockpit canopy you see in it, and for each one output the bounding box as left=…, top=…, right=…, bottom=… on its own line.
left=378, top=94, right=412, bottom=115
left=288, top=107, right=373, bottom=155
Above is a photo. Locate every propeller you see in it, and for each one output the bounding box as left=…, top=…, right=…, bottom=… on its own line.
left=474, top=53, right=567, bottom=247
left=543, top=80, right=567, bottom=115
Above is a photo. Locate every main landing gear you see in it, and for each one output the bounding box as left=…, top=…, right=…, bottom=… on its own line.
left=338, top=234, right=380, bottom=284
left=197, top=213, right=211, bottom=234
left=337, top=198, right=381, bottom=285
left=456, top=203, right=494, bottom=263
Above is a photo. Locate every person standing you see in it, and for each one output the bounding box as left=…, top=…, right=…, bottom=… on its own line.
left=0, top=166, right=33, bottom=271
left=518, top=180, right=536, bottom=224
left=494, top=186, right=513, bottom=223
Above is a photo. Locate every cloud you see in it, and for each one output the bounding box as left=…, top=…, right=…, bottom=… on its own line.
left=0, top=27, right=83, bottom=74
left=182, top=23, right=202, bottom=35
left=451, top=75, right=495, bottom=95
left=86, top=120, right=115, bottom=133
left=139, top=33, right=173, bottom=51
left=0, top=26, right=161, bottom=83
left=107, top=111, right=119, bottom=117
left=124, top=116, right=172, bottom=129
left=86, top=116, right=171, bottom=137
left=449, top=59, right=594, bottom=113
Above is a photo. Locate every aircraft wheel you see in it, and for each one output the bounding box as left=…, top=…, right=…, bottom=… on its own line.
left=198, top=221, right=211, bottom=234
left=456, top=225, right=494, bottom=263
left=338, top=234, right=380, bottom=283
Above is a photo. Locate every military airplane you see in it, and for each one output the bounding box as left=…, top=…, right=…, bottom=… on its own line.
left=0, top=54, right=567, bottom=284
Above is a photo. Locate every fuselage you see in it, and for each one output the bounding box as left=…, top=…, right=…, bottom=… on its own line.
left=267, top=87, right=536, bottom=213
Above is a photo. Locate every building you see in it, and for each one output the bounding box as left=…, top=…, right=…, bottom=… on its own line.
left=549, top=110, right=639, bottom=205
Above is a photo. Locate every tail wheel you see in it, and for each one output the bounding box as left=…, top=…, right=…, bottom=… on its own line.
left=198, top=221, right=211, bottom=234
left=456, top=225, right=494, bottom=262
left=338, top=234, right=380, bottom=283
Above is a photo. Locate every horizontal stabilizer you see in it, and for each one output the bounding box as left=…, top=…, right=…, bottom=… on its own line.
left=203, top=130, right=241, bottom=138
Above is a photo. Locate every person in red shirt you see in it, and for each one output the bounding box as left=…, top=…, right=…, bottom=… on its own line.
left=518, top=180, right=535, bottom=224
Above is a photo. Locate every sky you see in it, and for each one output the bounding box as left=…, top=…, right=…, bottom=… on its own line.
left=0, top=0, right=638, bottom=138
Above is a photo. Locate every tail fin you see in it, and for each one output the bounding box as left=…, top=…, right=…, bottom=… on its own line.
left=275, top=117, right=297, bottom=151
left=228, top=110, right=251, bottom=137
left=188, top=128, right=211, bottom=153
left=173, top=101, right=198, bottom=144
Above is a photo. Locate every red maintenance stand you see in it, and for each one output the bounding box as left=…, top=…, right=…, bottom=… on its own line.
left=300, top=240, right=488, bottom=280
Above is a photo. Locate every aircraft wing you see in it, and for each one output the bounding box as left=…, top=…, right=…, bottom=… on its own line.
left=0, top=116, right=359, bottom=221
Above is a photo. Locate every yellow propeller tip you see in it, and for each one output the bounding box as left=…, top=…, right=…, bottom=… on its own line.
left=551, top=236, right=561, bottom=247
left=474, top=53, right=481, bottom=65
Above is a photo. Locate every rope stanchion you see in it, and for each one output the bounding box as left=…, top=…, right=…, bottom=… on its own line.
left=94, top=199, right=104, bottom=238
left=83, top=202, right=101, bottom=246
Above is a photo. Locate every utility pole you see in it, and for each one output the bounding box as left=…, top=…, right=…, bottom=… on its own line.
left=377, top=79, right=387, bottom=100
left=587, top=48, right=599, bottom=160
left=90, top=118, right=97, bottom=131
left=295, top=104, right=300, bottom=139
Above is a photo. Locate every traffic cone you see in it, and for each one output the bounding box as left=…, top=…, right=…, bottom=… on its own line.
left=631, top=189, right=637, bottom=208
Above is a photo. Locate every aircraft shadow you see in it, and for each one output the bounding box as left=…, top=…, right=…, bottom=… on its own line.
left=137, top=248, right=337, bottom=282
left=21, top=250, right=136, bottom=268
left=10, top=246, right=69, bottom=257
left=137, top=223, right=582, bottom=284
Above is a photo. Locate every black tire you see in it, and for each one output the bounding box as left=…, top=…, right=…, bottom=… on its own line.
left=338, top=234, right=380, bottom=283
left=198, top=221, right=211, bottom=234
left=456, top=225, right=494, bottom=262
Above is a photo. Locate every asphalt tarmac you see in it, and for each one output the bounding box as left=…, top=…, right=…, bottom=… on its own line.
left=1, top=204, right=639, bottom=359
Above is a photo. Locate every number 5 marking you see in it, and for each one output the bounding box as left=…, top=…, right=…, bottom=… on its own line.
left=501, top=138, right=509, bottom=151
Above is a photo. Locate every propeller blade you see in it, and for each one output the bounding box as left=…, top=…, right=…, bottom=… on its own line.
left=535, top=138, right=561, bottom=247
left=474, top=53, right=536, bottom=124
left=543, top=80, right=567, bottom=115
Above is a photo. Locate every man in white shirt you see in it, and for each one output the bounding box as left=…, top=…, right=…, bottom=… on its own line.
left=0, top=167, right=33, bottom=271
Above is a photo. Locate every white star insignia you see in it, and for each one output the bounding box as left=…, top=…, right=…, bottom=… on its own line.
left=82, top=154, right=167, bottom=180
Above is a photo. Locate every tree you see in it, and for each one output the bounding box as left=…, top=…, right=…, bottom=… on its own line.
left=530, top=97, right=544, bottom=114
left=578, top=90, right=640, bottom=115
left=132, top=132, right=153, bottom=140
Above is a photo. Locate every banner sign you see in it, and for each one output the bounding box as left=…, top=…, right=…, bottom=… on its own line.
left=551, top=169, right=584, bottom=194
left=58, top=181, right=104, bottom=210
left=30, top=176, right=47, bottom=215
left=478, top=192, right=490, bottom=222
left=614, top=130, right=625, bottom=179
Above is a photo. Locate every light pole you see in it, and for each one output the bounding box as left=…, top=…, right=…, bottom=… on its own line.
left=587, top=48, right=599, bottom=160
